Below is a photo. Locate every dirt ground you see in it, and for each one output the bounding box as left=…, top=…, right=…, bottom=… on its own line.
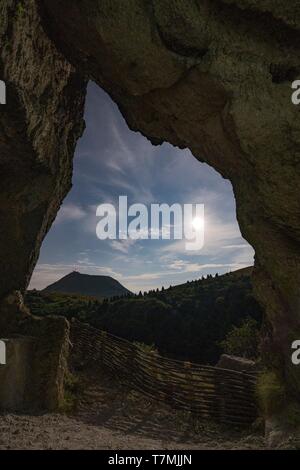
left=0, top=368, right=267, bottom=450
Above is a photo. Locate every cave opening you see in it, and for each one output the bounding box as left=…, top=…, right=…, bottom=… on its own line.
left=23, top=81, right=261, bottom=368
left=29, top=81, right=254, bottom=294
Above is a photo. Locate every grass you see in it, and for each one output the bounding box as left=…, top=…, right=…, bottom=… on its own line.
left=256, top=371, right=285, bottom=416
left=60, top=371, right=82, bottom=413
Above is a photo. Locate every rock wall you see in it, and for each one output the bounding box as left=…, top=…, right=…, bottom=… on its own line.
left=0, top=0, right=83, bottom=410
left=0, top=337, right=34, bottom=410
left=0, top=0, right=86, bottom=297
left=0, top=0, right=299, bottom=433
left=0, top=292, right=70, bottom=410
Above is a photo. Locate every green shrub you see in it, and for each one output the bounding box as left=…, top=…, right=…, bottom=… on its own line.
left=256, top=371, right=285, bottom=416
left=219, top=317, right=260, bottom=359
left=60, top=372, right=81, bottom=413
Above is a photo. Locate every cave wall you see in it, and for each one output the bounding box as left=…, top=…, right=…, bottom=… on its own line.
left=0, top=336, right=34, bottom=410
left=0, top=318, right=69, bottom=411
left=0, top=291, right=70, bottom=410
left=0, top=0, right=86, bottom=298
left=0, top=0, right=300, bottom=427
left=0, top=0, right=86, bottom=411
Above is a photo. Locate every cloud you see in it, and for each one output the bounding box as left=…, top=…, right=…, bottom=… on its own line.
left=159, top=216, right=245, bottom=257
left=54, top=204, right=86, bottom=224
left=110, top=239, right=136, bottom=254
left=229, top=245, right=254, bottom=267
left=168, top=259, right=243, bottom=273
left=222, top=244, right=250, bottom=249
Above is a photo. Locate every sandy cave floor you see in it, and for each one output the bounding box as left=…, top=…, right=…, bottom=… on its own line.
left=0, top=368, right=268, bottom=450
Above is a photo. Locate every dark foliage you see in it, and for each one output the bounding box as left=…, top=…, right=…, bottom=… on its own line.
left=25, top=269, right=263, bottom=364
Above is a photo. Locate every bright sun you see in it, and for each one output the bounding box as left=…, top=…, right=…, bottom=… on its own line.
left=192, top=216, right=204, bottom=231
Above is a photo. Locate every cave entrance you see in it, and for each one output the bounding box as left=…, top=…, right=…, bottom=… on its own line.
left=26, top=81, right=258, bottom=366
left=30, top=82, right=254, bottom=293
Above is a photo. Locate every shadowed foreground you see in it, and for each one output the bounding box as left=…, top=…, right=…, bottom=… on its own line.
left=0, top=369, right=268, bottom=450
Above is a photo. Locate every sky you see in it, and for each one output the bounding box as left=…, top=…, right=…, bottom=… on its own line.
left=29, top=82, right=254, bottom=293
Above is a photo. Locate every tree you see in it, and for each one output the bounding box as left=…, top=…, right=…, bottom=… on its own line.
left=219, top=317, right=260, bottom=359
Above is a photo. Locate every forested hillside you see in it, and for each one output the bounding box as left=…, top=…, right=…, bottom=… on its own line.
left=25, top=268, right=263, bottom=364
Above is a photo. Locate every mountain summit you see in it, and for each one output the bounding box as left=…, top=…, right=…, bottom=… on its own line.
left=43, top=271, right=131, bottom=299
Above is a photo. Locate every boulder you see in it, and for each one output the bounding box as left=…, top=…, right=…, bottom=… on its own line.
left=217, top=354, right=257, bottom=373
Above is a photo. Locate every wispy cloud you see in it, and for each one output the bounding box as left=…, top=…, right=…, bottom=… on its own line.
left=54, top=204, right=86, bottom=224
left=110, top=239, right=136, bottom=254
left=222, top=244, right=250, bottom=249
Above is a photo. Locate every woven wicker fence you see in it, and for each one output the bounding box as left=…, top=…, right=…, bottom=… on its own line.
left=70, top=319, right=258, bottom=427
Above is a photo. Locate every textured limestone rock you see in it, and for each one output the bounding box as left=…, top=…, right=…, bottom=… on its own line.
left=0, top=1, right=79, bottom=408
left=0, top=0, right=300, bottom=432
left=22, top=314, right=70, bottom=410
left=0, top=291, right=70, bottom=410
left=0, top=337, right=34, bottom=410
left=0, top=0, right=87, bottom=298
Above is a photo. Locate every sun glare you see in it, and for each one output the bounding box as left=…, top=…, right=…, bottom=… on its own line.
left=192, top=216, right=204, bottom=231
